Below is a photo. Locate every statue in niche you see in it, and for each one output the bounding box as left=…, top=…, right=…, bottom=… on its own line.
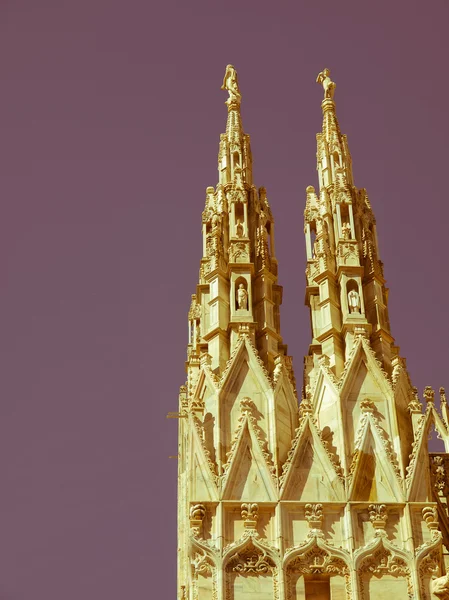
left=237, top=283, right=248, bottom=310
left=221, top=64, right=241, bottom=105
left=236, top=219, right=244, bottom=238
left=348, top=289, right=361, bottom=313
left=341, top=222, right=351, bottom=240
left=316, top=68, right=336, bottom=99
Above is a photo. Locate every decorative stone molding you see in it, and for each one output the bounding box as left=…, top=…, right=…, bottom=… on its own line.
left=422, top=506, right=440, bottom=537
left=190, top=503, right=206, bottom=537
left=221, top=397, right=276, bottom=482
left=192, top=415, right=219, bottom=485
left=241, top=503, right=259, bottom=529
left=368, top=504, right=388, bottom=536
left=424, top=385, right=435, bottom=404
left=408, top=386, right=423, bottom=413
left=432, top=455, right=448, bottom=496
left=356, top=538, right=413, bottom=599
left=304, top=503, right=324, bottom=537
left=284, top=537, right=351, bottom=600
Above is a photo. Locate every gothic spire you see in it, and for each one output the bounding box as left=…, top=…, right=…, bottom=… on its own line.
left=303, top=68, right=395, bottom=377
left=218, top=65, right=253, bottom=187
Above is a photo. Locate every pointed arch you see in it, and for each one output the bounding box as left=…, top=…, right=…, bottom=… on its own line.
left=284, top=536, right=351, bottom=600
left=280, top=415, right=344, bottom=502
left=348, top=412, right=404, bottom=502
left=223, top=533, right=280, bottom=600
left=189, top=415, right=219, bottom=502
left=190, top=536, right=219, bottom=600
left=339, top=337, right=393, bottom=400
left=222, top=531, right=280, bottom=569
left=218, top=336, right=272, bottom=395
left=407, top=409, right=435, bottom=502
left=221, top=413, right=277, bottom=501
left=354, top=537, right=413, bottom=599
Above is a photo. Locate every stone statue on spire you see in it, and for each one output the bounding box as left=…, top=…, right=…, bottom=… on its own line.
left=316, top=68, right=336, bottom=99
left=221, top=64, right=241, bottom=106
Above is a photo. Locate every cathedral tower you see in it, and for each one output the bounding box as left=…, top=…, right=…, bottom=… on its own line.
left=176, top=67, right=449, bottom=600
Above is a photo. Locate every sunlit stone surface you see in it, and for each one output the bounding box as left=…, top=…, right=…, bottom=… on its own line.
left=175, top=66, right=449, bottom=600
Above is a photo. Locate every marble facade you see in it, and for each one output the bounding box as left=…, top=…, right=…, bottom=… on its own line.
left=175, top=67, right=449, bottom=599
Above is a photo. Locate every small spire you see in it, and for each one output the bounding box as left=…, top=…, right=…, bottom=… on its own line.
left=316, top=67, right=342, bottom=151
left=218, top=65, right=252, bottom=185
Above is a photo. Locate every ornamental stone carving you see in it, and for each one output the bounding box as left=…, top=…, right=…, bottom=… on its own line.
left=221, top=64, right=241, bottom=105
left=316, top=68, right=336, bottom=99
left=177, top=66, right=448, bottom=600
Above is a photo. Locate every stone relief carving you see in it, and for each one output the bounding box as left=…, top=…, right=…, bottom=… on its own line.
left=432, top=573, right=449, bottom=599
left=432, top=455, right=448, bottom=496
left=305, top=503, right=324, bottom=536
left=358, top=546, right=412, bottom=599
left=241, top=503, right=259, bottom=526
left=368, top=504, right=388, bottom=535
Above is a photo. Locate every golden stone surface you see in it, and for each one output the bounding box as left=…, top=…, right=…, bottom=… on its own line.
left=176, top=66, right=449, bottom=599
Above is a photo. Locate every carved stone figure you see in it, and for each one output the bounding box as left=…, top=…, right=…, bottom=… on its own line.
left=221, top=64, right=241, bottom=105
left=236, top=219, right=244, bottom=238
left=342, top=221, right=352, bottom=239
left=348, top=288, right=361, bottom=313
left=432, top=573, right=449, bottom=599
left=237, top=283, right=248, bottom=310
left=316, top=68, right=336, bottom=99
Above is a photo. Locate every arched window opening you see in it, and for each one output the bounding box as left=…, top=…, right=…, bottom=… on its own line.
left=333, top=151, right=341, bottom=167
left=235, top=203, right=244, bottom=237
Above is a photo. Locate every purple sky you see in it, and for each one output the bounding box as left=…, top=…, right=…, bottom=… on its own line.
left=1, top=1, right=448, bottom=598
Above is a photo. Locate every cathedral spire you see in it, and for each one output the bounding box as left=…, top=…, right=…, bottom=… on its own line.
left=304, top=68, right=395, bottom=378
left=189, top=65, right=288, bottom=374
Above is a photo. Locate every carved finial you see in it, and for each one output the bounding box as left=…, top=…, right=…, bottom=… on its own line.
left=440, top=387, right=447, bottom=405
left=221, top=64, right=241, bottom=106
left=240, top=397, right=255, bottom=415
left=360, top=398, right=376, bottom=413
left=368, top=504, right=388, bottom=538
left=305, top=503, right=324, bottom=537
left=408, top=386, right=422, bottom=413
left=422, top=506, right=440, bottom=536
left=189, top=504, right=206, bottom=537
left=316, top=68, right=336, bottom=100
left=424, top=386, right=435, bottom=404
left=432, top=455, right=448, bottom=496
left=241, top=503, right=259, bottom=529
